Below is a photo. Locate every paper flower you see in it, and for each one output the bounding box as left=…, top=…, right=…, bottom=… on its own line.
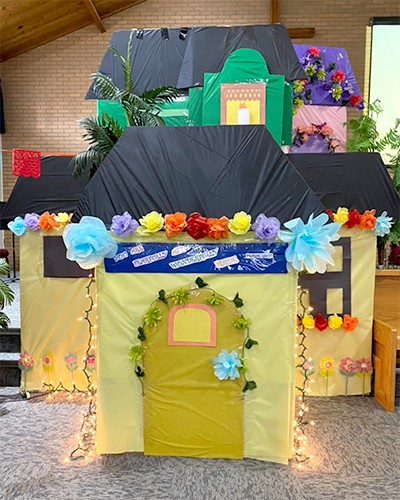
left=212, top=350, right=243, bottom=380
left=339, top=357, right=357, bottom=376
left=64, top=353, right=78, bottom=371
left=328, top=313, right=343, bottom=330
left=18, top=351, right=34, bottom=370
left=38, top=211, right=61, bottom=232
left=319, top=357, right=335, bottom=377
left=164, top=212, right=187, bottom=238
left=344, top=208, right=361, bottom=229
left=186, top=212, right=209, bottom=240
left=137, top=211, right=164, bottom=234
left=8, top=217, right=26, bottom=236
left=300, top=359, right=315, bottom=377
left=233, top=317, right=251, bottom=330
left=110, top=211, right=139, bottom=238
left=302, top=314, right=315, bottom=329
left=342, top=314, right=358, bottom=331
left=307, top=47, right=320, bottom=57
left=349, top=95, right=362, bottom=107
left=359, top=209, right=376, bottom=230
left=355, top=358, right=373, bottom=376
left=42, top=353, right=54, bottom=370
left=23, top=213, right=40, bottom=231
left=54, top=212, right=71, bottom=225
left=332, top=70, right=345, bottom=83
left=278, top=213, right=340, bottom=274
left=171, top=287, right=190, bottom=305
left=63, top=216, right=118, bottom=269
left=314, top=313, right=328, bottom=332
left=207, top=216, right=229, bottom=240
left=374, top=211, right=393, bottom=237
left=85, top=355, right=96, bottom=371
left=128, top=344, right=146, bottom=363
left=143, top=305, right=162, bottom=327
left=333, top=207, right=349, bottom=225
left=228, top=211, right=252, bottom=235
left=251, top=214, right=280, bottom=242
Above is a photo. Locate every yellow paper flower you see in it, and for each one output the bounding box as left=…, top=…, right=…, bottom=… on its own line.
left=302, top=314, right=315, bottom=329
left=55, top=212, right=71, bottom=225
left=333, top=207, right=349, bottom=225
left=228, top=211, right=252, bottom=235
left=138, top=211, right=164, bottom=234
left=328, top=313, right=343, bottom=330
left=319, top=356, right=335, bottom=377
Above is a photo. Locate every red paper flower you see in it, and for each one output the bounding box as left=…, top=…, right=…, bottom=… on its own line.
left=349, top=95, right=362, bottom=107
left=332, top=70, right=345, bottom=83
left=307, top=47, right=320, bottom=57
left=342, top=314, right=358, bottom=331
left=186, top=212, right=209, bottom=240
left=344, top=208, right=361, bottom=228
left=315, top=313, right=329, bottom=332
left=359, top=210, right=376, bottom=230
left=326, top=209, right=334, bottom=221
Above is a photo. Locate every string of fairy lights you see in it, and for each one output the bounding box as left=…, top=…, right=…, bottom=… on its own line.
left=292, top=283, right=315, bottom=466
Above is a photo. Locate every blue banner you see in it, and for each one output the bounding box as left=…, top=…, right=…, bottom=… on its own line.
left=104, top=242, right=287, bottom=274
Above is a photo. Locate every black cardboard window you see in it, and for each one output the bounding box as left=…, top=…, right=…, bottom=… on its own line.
left=43, top=236, right=92, bottom=278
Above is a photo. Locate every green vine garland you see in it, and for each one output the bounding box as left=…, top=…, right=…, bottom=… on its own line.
left=128, top=277, right=258, bottom=395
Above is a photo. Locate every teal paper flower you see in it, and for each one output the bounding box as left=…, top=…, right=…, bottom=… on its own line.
left=63, top=216, right=118, bottom=269
left=279, top=213, right=340, bottom=274
left=212, top=350, right=242, bottom=380
left=8, top=216, right=26, bottom=236
left=374, top=211, right=393, bottom=237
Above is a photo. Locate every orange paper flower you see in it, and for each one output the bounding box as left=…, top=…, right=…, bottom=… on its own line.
left=38, top=211, right=61, bottom=232
left=207, top=216, right=229, bottom=240
left=342, top=314, right=358, bottom=331
left=359, top=210, right=376, bottom=230
left=164, top=212, right=187, bottom=238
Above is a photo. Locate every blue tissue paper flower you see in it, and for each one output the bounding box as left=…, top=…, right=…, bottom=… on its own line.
left=63, top=216, right=118, bottom=269
left=278, top=213, right=340, bottom=274
left=374, top=211, right=393, bottom=237
left=212, top=350, right=242, bottom=381
left=8, top=216, right=26, bottom=236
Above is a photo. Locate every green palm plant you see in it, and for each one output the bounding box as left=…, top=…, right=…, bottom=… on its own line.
left=0, top=259, right=14, bottom=329
left=71, top=32, right=180, bottom=178
left=346, top=100, right=400, bottom=244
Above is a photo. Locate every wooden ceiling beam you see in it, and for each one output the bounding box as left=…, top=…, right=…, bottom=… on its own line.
left=83, top=0, right=106, bottom=33
left=288, top=27, right=316, bottom=39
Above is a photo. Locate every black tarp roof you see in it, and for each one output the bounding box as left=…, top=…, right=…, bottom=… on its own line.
left=288, top=153, right=400, bottom=218
left=86, top=24, right=305, bottom=98
left=0, top=156, right=89, bottom=229
left=73, top=125, right=325, bottom=224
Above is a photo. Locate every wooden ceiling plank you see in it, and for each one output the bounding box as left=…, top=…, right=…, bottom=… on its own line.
left=83, top=0, right=106, bottom=33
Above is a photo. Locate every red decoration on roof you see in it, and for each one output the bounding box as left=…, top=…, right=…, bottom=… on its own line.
left=12, top=149, right=41, bottom=178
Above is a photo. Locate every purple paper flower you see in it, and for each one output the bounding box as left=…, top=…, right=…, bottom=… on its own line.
left=110, top=211, right=139, bottom=239
left=23, top=213, right=40, bottom=231
left=251, top=214, right=280, bottom=242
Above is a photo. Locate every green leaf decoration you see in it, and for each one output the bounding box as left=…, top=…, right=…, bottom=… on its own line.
left=143, top=306, right=163, bottom=327
left=135, top=366, right=145, bottom=378
left=328, top=62, right=336, bottom=71
left=171, top=287, right=190, bottom=305
left=195, top=277, right=208, bottom=288
left=205, top=294, right=224, bottom=306
left=243, top=380, right=257, bottom=392
left=233, top=317, right=251, bottom=330
left=137, top=326, right=146, bottom=341
left=245, top=338, right=259, bottom=350
left=128, top=344, right=146, bottom=363
left=233, top=292, right=244, bottom=308
left=158, top=289, right=168, bottom=304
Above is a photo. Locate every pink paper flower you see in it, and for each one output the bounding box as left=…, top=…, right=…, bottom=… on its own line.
left=307, top=47, right=320, bottom=57
left=18, top=352, right=34, bottom=371
left=356, top=358, right=373, bottom=375
left=320, top=125, right=333, bottom=136
left=339, top=357, right=357, bottom=376
left=332, top=70, right=345, bottom=83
